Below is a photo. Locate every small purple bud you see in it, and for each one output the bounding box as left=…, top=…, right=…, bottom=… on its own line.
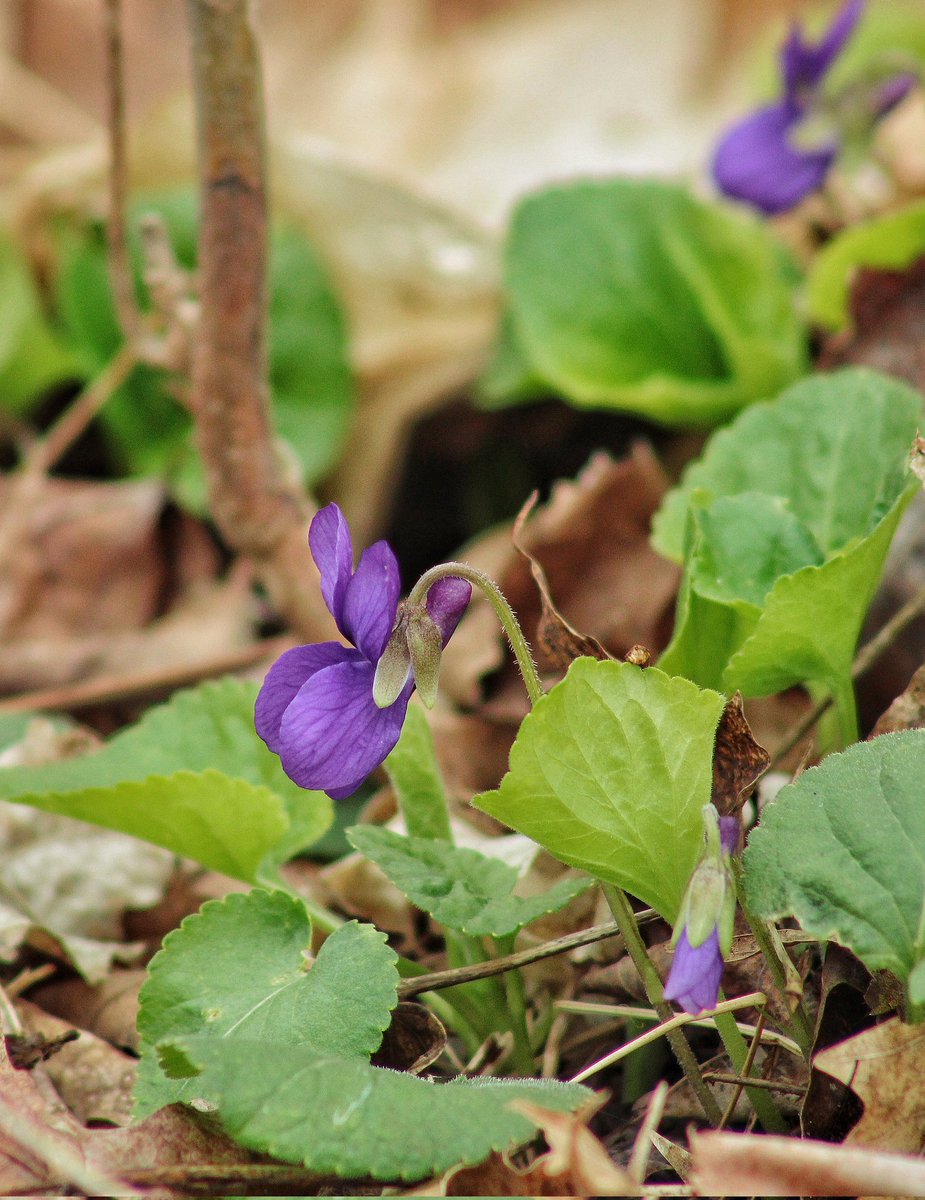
left=664, top=927, right=724, bottom=1015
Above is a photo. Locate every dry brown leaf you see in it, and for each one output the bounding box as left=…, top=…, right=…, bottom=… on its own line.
left=16, top=998, right=135, bottom=1127
left=711, top=692, right=769, bottom=817
left=512, top=492, right=612, bottom=672
left=512, top=1098, right=634, bottom=1195
left=817, top=256, right=925, bottom=393
left=871, top=660, right=925, bottom=735
left=813, top=1017, right=925, bottom=1155
left=440, top=447, right=679, bottom=709
left=371, top=1001, right=447, bottom=1074
left=34, top=969, right=146, bottom=1053
left=690, top=1128, right=925, bottom=1198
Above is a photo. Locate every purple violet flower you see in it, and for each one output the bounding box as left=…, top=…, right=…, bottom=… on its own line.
left=712, top=0, right=915, bottom=214
left=664, top=926, right=724, bottom=1016
left=255, top=503, right=470, bottom=800
left=663, top=813, right=740, bottom=1016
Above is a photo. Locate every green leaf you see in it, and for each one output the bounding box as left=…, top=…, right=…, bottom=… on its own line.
left=161, top=1036, right=589, bottom=1181
left=653, top=369, right=921, bottom=561
left=135, top=890, right=398, bottom=1116
left=0, top=230, right=75, bottom=411
left=384, top=704, right=452, bottom=841
left=495, top=179, right=806, bottom=425
left=346, top=825, right=590, bottom=937
left=744, top=731, right=925, bottom=1013
left=474, top=659, right=726, bottom=922
left=807, top=200, right=925, bottom=331
left=654, top=369, right=922, bottom=705
left=51, top=193, right=354, bottom=492
left=0, top=678, right=332, bottom=883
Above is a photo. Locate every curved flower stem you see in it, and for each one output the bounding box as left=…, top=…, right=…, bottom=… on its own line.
left=602, top=884, right=722, bottom=1126
left=407, top=563, right=543, bottom=708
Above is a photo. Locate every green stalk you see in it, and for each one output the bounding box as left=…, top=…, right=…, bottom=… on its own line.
left=712, top=1006, right=788, bottom=1131
left=602, top=884, right=722, bottom=1125
left=494, top=934, right=536, bottom=1075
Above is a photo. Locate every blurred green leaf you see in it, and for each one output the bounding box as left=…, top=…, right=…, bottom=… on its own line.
left=0, top=231, right=75, bottom=411
left=51, top=190, right=354, bottom=496
left=491, top=179, right=806, bottom=425
left=807, top=201, right=925, bottom=331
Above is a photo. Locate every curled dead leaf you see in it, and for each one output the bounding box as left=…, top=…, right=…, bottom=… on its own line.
left=711, top=693, right=769, bottom=817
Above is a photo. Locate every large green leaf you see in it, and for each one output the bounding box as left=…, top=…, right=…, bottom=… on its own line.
left=744, top=732, right=925, bottom=1017
left=807, top=200, right=925, bottom=332
left=473, top=659, right=726, bottom=922
left=347, top=825, right=590, bottom=937
left=161, top=1036, right=589, bottom=1182
left=492, top=179, right=806, bottom=425
left=136, top=890, right=398, bottom=1116
left=0, top=679, right=332, bottom=882
left=654, top=369, right=922, bottom=706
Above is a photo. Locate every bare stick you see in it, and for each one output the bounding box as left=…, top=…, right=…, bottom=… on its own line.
left=185, top=0, right=333, bottom=640
left=397, top=913, right=654, bottom=999
left=0, top=634, right=295, bottom=714
left=103, top=0, right=144, bottom=349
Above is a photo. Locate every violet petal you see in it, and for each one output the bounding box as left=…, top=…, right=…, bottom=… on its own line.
left=276, top=658, right=413, bottom=796
left=308, top=503, right=354, bottom=632
left=426, top=577, right=473, bottom=646
left=719, top=815, right=741, bottom=857
left=781, top=0, right=864, bottom=97
left=254, top=642, right=358, bottom=753
left=875, top=72, right=917, bottom=120
left=712, top=101, right=836, bottom=214
left=664, top=927, right=724, bottom=1015
left=343, top=540, right=402, bottom=663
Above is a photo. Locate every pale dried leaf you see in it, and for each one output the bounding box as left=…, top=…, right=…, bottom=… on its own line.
left=813, top=1017, right=925, bottom=1154
left=690, top=1128, right=925, bottom=1197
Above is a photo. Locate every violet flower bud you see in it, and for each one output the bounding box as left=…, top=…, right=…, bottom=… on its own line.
left=663, top=808, right=739, bottom=1015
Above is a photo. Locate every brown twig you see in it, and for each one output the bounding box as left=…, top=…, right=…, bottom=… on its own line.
left=0, top=634, right=295, bottom=714
left=185, top=0, right=333, bottom=640
left=770, top=577, right=925, bottom=768
left=397, top=913, right=655, bottom=1000
left=103, top=0, right=145, bottom=350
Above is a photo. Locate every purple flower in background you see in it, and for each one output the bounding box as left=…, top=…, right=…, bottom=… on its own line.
left=255, top=504, right=470, bottom=800
left=712, top=0, right=915, bottom=214
left=664, top=812, right=739, bottom=1016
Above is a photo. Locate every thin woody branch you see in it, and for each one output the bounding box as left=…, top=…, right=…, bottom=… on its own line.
left=184, top=0, right=333, bottom=638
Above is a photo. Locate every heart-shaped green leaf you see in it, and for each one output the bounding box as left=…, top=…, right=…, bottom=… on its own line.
left=0, top=679, right=332, bottom=883
left=473, top=659, right=725, bottom=922
left=135, top=889, right=398, bottom=1116
left=654, top=369, right=921, bottom=719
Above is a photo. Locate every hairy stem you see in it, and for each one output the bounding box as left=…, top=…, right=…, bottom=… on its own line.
left=407, top=562, right=543, bottom=707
